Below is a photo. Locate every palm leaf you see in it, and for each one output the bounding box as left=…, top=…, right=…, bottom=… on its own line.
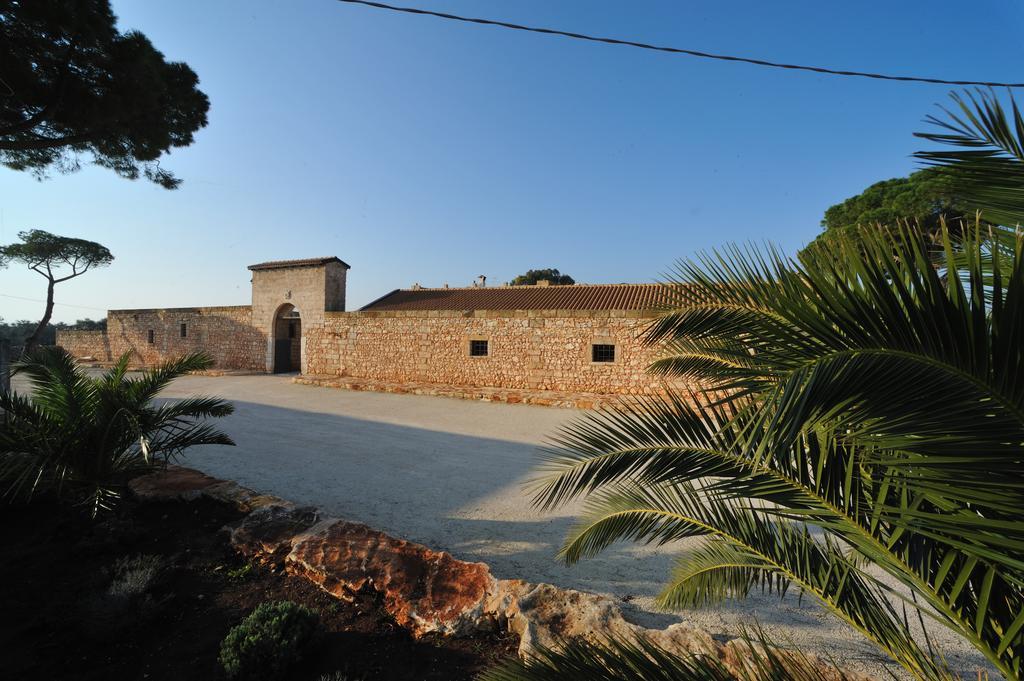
left=914, top=88, right=1024, bottom=227
left=533, top=221, right=1023, bottom=678
left=0, top=347, right=233, bottom=516
left=478, top=628, right=856, bottom=681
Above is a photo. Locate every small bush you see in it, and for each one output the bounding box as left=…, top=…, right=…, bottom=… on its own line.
left=318, top=673, right=364, bottom=681
left=108, top=554, right=165, bottom=599
left=219, top=600, right=321, bottom=681
left=226, top=562, right=255, bottom=582
left=89, top=554, right=168, bottom=638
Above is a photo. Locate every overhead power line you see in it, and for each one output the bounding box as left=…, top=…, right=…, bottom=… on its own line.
left=336, top=0, right=1024, bottom=88
left=0, top=293, right=107, bottom=312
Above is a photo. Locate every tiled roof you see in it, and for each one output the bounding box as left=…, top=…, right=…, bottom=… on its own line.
left=248, top=257, right=350, bottom=271
left=360, top=284, right=669, bottom=311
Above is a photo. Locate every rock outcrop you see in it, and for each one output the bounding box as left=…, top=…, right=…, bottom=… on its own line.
left=284, top=518, right=497, bottom=636
left=129, top=466, right=867, bottom=679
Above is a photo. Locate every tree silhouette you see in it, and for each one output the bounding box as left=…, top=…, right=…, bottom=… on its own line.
left=510, top=268, right=575, bottom=285
left=0, top=0, right=209, bottom=188
left=0, top=230, right=113, bottom=353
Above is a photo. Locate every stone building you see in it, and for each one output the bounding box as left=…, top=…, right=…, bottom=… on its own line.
left=57, top=257, right=674, bottom=398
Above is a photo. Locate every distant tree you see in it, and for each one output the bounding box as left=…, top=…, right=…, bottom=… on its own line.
left=0, top=0, right=209, bottom=188
left=70, top=317, right=106, bottom=332
left=0, top=319, right=51, bottom=347
left=0, top=317, right=106, bottom=348
left=821, top=168, right=968, bottom=235
left=510, top=268, right=576, bottom=286
left=0, top=230, right=113, bottom=353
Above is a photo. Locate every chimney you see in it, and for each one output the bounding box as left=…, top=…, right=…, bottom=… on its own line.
left=535, top=279, right=551, bottom=287
left=411, top=283, right=422, bottom=290
left=476, top=274, right=487, bottom=287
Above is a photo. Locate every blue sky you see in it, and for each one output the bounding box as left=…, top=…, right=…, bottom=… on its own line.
left=2, top=0, right=1021, bottom=323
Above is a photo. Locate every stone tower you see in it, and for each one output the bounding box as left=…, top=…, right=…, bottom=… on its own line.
left=248, top=257, right=350, bottom=373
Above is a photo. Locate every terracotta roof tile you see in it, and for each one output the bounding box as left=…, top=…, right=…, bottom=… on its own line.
left=248, top=256, right=350, bottom=271
left=360, top=284, right=668, bottom=312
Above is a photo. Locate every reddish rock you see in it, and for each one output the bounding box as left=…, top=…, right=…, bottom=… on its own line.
left=286, top=519, right=497, bottom=636
left=132, top=466, right=869, bottom=679
left=129, top=466, right=221, bottom=501
left=204, top=480, right=293, bottom=512
left=229, top=504, right=320, bottom=559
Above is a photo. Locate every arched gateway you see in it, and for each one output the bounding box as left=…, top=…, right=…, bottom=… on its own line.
left=247, top=257, right=351, bottom=374
left=272, top=304, right=301, bottom=373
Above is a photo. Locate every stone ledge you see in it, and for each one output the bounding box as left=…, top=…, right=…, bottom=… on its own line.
left=293, top=375, right=646, bottom=410
left=68, top=360, right=263, bottom=377
left=128, top=466, right=867, bottom=680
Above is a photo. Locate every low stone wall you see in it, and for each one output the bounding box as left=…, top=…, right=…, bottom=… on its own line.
left=105, top=306, right=264, bottom=370
left=0, top=339, right=10, bottom=394
left=56, top=329, right=113, bottom=362
left=59, top=307, right=266, bottom=370
left=294, top=374, right=636, bottom=409
left=129, top=466, right=862, bottom=679
left=305, top=309, right=676, bottom=395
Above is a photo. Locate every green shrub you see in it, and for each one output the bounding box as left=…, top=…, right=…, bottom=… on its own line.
left=226, top=562, right=255, bottom=582
left=219, top=600, right=320, bottom=681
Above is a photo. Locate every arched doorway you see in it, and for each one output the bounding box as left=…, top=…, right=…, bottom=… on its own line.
left=272, top=304, right=301, bottom=373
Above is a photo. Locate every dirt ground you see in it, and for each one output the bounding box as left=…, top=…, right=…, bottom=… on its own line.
left=0, top=495, right=516, bottom=681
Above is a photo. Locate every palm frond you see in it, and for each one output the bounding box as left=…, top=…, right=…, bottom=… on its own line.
left=533, top=219, right=1024, bottom=678
left=0, top=347, right=233, bottom=517
left=914, top=88, right=1024, bottom=227
left=557, top=481, right=943, bottom=678
left=478, top=629, right=856, bottom=681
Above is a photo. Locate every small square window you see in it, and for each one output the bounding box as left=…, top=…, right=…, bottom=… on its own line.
left=180, top=323, right=187, bottom=338
left=592, top=343, right=615, bottom=363
left=148, top=329, right=155, bottom=344
left=470, top=339, right=489, bottom=357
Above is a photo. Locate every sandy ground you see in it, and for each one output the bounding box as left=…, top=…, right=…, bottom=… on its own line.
left=11, top=372, right=992, bottom=678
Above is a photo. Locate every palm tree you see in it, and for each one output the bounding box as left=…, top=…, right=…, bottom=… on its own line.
left=914, top=88, right=1024, bottom=228
left=531, top=224, right=1024, bottom=679
left=0, top=347, right=235, bottom=517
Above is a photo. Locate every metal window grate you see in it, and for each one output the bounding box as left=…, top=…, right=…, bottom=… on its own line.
left=180, top=323, right=187, bottom=338
left=470, top=339, right=489, bottom=357
left=148, top=330, right=155, bottom=344
left=592, top=343, right=615, bottom=362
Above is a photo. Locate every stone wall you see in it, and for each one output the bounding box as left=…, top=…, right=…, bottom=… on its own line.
left=305, top=309, right=672, bottom=394
left=57, top=302, right=677, bottom=397
left=0, top=339, right=9, bottom=394
left=56, top=329, right=112, bottom=361
left=59, top=306, right=265, bottom=371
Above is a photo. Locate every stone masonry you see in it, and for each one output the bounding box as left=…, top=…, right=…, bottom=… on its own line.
left=304, top=309, right=666, bottom=394
left=104, top=306, right=263, bottom=369
left=57, top=257, right=679, bottom=399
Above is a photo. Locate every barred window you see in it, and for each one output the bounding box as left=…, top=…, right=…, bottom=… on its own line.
left=180, top=323, right=187, bottom=338
left=148, top=330, right=155, bottom=344
left=592, top=343, right=615, bottom=363
left=470, top=339, right=489, bottom=357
